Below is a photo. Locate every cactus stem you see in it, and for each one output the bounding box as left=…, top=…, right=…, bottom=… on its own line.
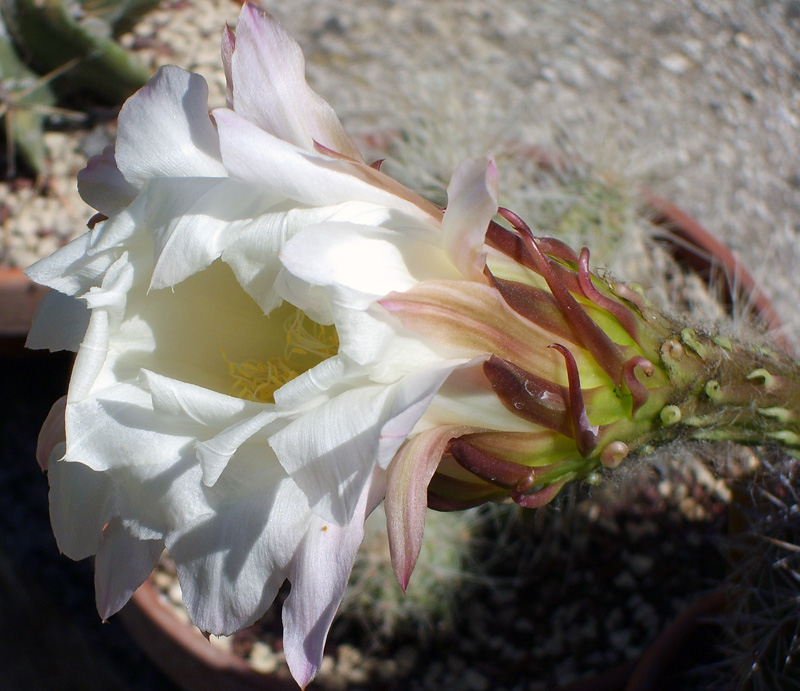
left=768, top=431, right=800, bottom=447
left=757, top=407, right=796, bottom=423
left=681, top=327, right=708, bottom=359
left=705, top=379, right=722, bottom=401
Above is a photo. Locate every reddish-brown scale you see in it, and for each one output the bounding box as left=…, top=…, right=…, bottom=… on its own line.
left=577, top=247, right=642, bottom=346
left=549, top=343, right=598, bottom=457
left=449, top=438, right=540, bottom=489
left=483, top=355, right=572, bottom=437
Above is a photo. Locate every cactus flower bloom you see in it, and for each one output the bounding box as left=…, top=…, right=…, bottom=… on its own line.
left=26, top=3, right=800, bottom=690
left=26, top=3, right=457, bottom=686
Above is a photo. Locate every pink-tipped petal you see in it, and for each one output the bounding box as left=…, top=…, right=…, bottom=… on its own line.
left=385, top=425, right=470, bottom=590
left=230, top=3, right=363, bottom=160
left=380, top=280, right=573, bottom=385
left=282, top=468, right=386, bottom=688
left=221, top=24, right=235, bottom=109
left=442, top=157, right=498, bottom=281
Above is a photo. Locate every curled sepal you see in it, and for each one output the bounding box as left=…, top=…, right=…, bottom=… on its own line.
left=385, top=425, right=472, bottom=591
left=497, top=207, right=628, bottom=387
left=623, top=356, right=655, bottom=415
left=577, top=247, right=641, bottom=346
left=512, top=477, right=569, bottom=509
left=549, top=343, right=598, bottom=457
left=485, top=220, right=578, bottom=271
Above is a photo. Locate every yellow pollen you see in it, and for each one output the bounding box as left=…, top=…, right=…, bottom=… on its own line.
left=223, top=308, right=339, bottom=404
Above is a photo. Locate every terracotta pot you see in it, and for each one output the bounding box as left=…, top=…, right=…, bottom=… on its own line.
left=640, top=189, right=789, bottom=352
left=0, top=267, right=49, bottom=355
left=120, top=580, right=298, bottom=691
left=0, top=267, right=48, bottom=336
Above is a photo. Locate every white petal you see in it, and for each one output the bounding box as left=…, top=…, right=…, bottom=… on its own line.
left=143, top=369, right=267, bottom=427
left=48, top=458, right=114, bottom=560
left=77, top=147, right=137, bottom=215
left=143, top=371, right=277, bottom=485
left=282, top=468, right=386, bottom=687
left=278, top=224, right=471, bottom=377
left=94, top=519, right=163, bottom=620
left=26, top=290, right=89, bottom=352
left=441, top=157, right=498, bottom=281
left=270, top=384, right=392, bottom=525
left=230, top=3, right=362, bottom=160
left=85, top=202, right=139, bottom=256
left=223, top=202, right=395, bottom=315
left=272, top=354, right=350, bottom=411
left=113, top=456, right=207, bottom=540
left=67, top=303, right=112, bottom=403
left=25, top=232, right=115, bottom=296
left=271, top=360, right=469, bottom=525
left=279, top=222, right=451, bottom=306
left=214, top=108, right=429, bottom=215
left=66, top=383, right=197, bottom=471
left=116, top=66, right=225, bottom=188
left=66, top=252, right=135, bottom=403
left=36, top=396, right=66, bottom=471
left=167, top=449, right=308, bottom=635
left=143, top=177, right=279, bottom=290
left=196, top=412, right=278, bottom=487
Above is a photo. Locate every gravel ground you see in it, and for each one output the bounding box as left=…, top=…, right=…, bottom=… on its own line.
left=2, top=1, right=799, bottom=689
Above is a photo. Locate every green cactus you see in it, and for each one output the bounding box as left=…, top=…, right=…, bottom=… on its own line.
left=0, top=16, right=55, bottom=175
left=0, top=0, right=156, bottom=176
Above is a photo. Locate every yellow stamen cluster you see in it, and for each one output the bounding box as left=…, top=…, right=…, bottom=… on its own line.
left=224, top=308, right=339, bottom=403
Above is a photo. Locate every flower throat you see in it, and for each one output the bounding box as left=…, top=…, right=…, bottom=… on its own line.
left=224, top=308, right=339, bottom=403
